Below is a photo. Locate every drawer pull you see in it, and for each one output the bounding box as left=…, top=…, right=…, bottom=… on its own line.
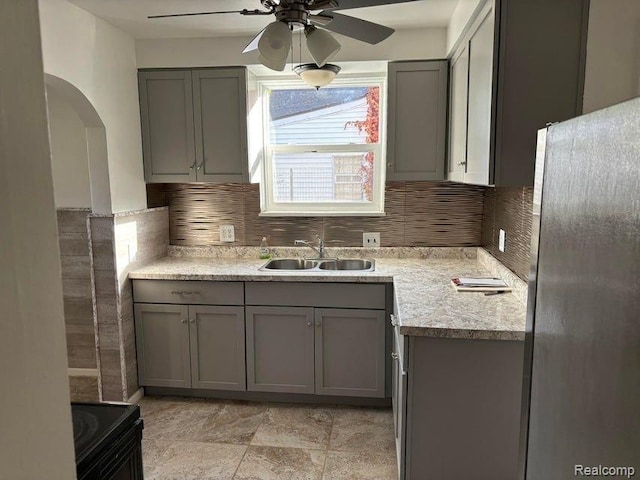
left=171, top=290, right=200, bottom=295
left=391, top=352, right=399, bottom=360
left=181, top=318, right=187, bottom=324
left=390, top=314, right=398, bottom=326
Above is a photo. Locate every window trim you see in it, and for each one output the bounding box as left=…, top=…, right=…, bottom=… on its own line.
left=258, top=74, right=387, bottom=217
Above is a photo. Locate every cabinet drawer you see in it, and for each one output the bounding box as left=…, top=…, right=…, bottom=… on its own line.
left=245, top=282, right=386, bottom=309
left=132, top=280, right=243, bottom=305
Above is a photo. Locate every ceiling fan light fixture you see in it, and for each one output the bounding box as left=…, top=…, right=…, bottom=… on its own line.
left=258, top=20, right=291, bottom=63
left=258, top=53, right=287, bottom=72
left=304, top=25, right=341, bottom=67
left=294, top=63, right=341, bottom=90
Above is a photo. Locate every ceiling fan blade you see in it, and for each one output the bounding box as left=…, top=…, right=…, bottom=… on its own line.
left=148, top=9, right=271, bottom=19
left=308, top=14, right=334, bottom=26
left=317, top=0, right=420, bottom=10
left=315, top=11, right=394, bottom=44
left=242, top=27, right=268, bottom=53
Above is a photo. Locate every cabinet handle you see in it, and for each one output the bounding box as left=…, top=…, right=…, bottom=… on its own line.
left=457, top=161, right=467, bottom=166
left=387, top=162, right=392, bottom=168
left=391, top=352, right=399, bottom=360
left=171, top=290, right=200, bottom=295
left=307, top=322, right=312, bottom=327
left=390, top=314, right=398, bottom=326
left=189, top=318, right=195, bottom=323
left=196, top=163, right=203, bottom=171
left=315, top=322, right=321, bottom=327
left=181, top=318, right=187, bottom=324
left=189, top=161, right=196, bottom=171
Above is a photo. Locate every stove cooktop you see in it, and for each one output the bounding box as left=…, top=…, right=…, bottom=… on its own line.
left=71, top=402, right=140, bottom=465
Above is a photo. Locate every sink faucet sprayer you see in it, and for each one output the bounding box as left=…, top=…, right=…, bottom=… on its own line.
left=294, top=235, right=326, bottom=259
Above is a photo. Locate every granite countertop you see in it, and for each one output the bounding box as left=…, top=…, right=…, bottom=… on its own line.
left=129, top=254, right=526, bottom=341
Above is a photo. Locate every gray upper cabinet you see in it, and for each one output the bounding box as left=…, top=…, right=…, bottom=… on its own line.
left=448, top=47, right=469, bottom=183
left=192, top=69, right=249, bottom=182
left=448, top=0, right=589, bottom=186
left=386, top=60, right=448, bottom=181
left=138, top=67, right=249, bottom=183
left=189, top=305, right=246, bottom=391
left=465, top=8, right=495, bottom=185
left=135, top=303, right=191, bottom=388
left=245, top=306, right=315, bottom=394
left=138, top=71, right=196, bottom=183
left=314, top=308, right=386, bottom=398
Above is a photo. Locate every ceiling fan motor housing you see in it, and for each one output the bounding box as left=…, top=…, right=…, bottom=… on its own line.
left=275, top=3, right=310, bottom=26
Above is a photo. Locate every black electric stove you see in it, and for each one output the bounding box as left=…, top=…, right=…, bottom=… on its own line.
left=72, top=402, right=144, bottom=480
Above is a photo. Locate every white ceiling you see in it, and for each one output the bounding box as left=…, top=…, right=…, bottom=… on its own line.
left=67, top=0, right=459, bottom=39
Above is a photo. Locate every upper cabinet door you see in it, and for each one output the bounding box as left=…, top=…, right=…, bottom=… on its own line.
left=386, top=60, right=448, bottom=181
left=448, top=47, right=470, bottom=183
left=465, top=8, right=495, bottom=186
left=138, top=70, right=197, bottom=183
left=192, top=68, right=249, bottom=183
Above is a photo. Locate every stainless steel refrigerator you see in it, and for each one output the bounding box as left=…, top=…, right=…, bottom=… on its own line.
left=520, top=97, right=640, bottom=479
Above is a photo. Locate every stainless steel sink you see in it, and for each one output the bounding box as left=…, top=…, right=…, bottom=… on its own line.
left=260, top=258, right=374, bottom=272
left=318, top=259, right=375, bottom=271
left=261, top=259, right=318, bottom=270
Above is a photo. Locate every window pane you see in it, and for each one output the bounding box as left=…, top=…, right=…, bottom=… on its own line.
left=269, top=86, right=380, bottom=145
left=273, top=151, right=375, bottom=203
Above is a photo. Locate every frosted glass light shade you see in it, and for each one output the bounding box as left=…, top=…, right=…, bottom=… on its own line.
left=305, top=26, right=340, bottom=67
left=294, top=63, right=341, bottom=89
left=258, top=54, right=287, bottom=72
left=258, top=21, right=291, bottom=66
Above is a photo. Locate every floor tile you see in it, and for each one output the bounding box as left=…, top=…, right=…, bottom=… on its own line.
left=234, top=445, right=325, bottom=480
left=329, top=408, right=394, bottom=453
left=251, top=405, right=333, bottom=450
left=141, top=397, right=223, bottom=442
left=195, top=402, right=267, bottom=445
left=323, top=450, right=398, bottom=480
left=144, top=440, right=246, bottom=480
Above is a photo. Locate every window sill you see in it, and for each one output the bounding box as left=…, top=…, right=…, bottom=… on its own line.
left=259, top=211, right=387, bottom=217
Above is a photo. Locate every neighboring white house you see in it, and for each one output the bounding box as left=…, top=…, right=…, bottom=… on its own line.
left=269, top=92, right=370, bottom=202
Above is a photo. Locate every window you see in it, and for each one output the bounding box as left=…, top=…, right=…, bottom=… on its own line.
left=258, top=77, right=386, bottom=216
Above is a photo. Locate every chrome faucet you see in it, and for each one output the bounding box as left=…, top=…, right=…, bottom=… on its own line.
left=294, top=235, right=326, bottom=259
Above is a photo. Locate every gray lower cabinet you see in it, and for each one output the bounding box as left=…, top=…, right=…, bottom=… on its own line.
left=245, top=306, right=315, bottom=394
left=395, top=330, right=524, bottom=480
left=386, top=60, right=448, bottom=181
left=392, top=324, right=408, bottom=480
left=134, top=303, right=191, bottom=388
left=135, top=303, right=246, bottom=390
left=189, top=305, right=246, bottom=391
left=315, top=308, right=385, bottom=397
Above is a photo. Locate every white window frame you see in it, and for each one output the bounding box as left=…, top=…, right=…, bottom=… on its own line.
left=258, top=74, right=387, bottom=217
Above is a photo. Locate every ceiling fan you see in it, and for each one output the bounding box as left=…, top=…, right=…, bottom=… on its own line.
left=148, top=0, right=420, bottom=73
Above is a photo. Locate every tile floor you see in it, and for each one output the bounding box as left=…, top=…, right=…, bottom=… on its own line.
left=139, top=396, right=398, bottom=480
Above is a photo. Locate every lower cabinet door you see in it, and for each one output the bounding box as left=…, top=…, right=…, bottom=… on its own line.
left=189, top=305, right=246, bottom=391
left=314, top=308, right=386, bottom=397
left=134, top=303, right=191, bottom=388
left=245, top=306, right=314, bottom=394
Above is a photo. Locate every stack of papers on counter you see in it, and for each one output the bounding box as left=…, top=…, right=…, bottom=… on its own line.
left=451, top=277, right=512, bottom=292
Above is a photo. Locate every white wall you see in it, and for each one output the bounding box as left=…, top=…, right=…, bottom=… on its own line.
left=136, top=27, right=447, bottom=68
left=47, top=88, right=92, bottom=208
left=39, top=0, right=146, bottom=213
left=446, top=0, right=485, bottom=54
left=583, top=0, right=640, bottom=113
left=0, top=1, right=76, bottom=478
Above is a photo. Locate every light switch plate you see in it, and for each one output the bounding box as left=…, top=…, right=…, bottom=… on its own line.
left=499, top=229, right=506, bottom=252
left=363, top=232, right=381, bottom=248
left=220, top=225, right=235, bottom=243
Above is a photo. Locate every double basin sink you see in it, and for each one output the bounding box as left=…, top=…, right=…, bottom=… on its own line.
left=261, top=258, right=375, bottom=272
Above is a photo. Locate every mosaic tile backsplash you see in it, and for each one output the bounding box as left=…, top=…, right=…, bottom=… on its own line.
left=147, top=181, right=487, bottom=248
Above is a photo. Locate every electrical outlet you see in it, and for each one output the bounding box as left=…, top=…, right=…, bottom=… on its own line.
left=220, top=225, right=235, bottom=243
left=363, top=232, right=381, bottom=248
left=499, top=229, right=506, bottom=252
